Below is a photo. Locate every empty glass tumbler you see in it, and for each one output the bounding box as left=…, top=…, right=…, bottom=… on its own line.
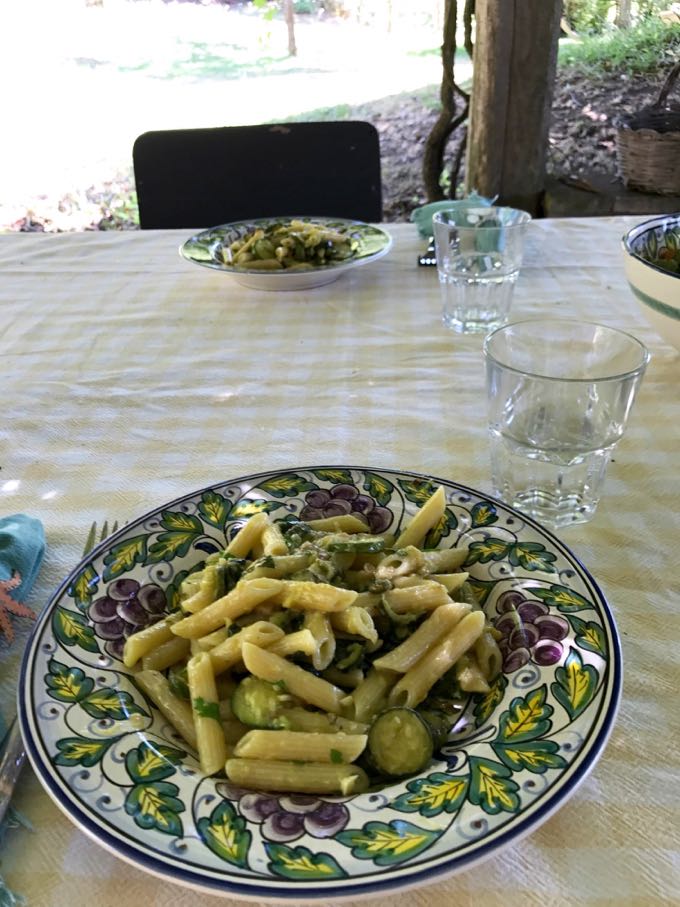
left=483, top=319, right=649, bottom=529
left=433, top=206, right=532, bottom=334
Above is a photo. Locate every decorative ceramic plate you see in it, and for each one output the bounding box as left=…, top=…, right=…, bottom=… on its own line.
left=179, top=217, right=392, bottom=291
left=19, top=466, right=621, bottom=901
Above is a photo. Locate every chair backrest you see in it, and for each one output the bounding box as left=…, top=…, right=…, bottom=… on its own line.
left=133, top=121, right=383, bottom=229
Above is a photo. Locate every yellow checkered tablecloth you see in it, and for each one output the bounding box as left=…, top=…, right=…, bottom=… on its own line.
left=0, top=219, right=678, bottom=906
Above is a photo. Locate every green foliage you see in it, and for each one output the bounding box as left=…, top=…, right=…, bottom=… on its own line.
left=563, top=0, right=614, bottom=34
left=559, top=20, right=680, bottom=75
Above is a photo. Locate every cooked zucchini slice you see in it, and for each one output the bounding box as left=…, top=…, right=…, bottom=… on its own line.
left=367, top=707, right=434, bottom=777
left=231, top=676, right=294, bottom=729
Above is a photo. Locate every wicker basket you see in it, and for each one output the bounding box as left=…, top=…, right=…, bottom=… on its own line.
left=616, top=61, right=680, bottom=196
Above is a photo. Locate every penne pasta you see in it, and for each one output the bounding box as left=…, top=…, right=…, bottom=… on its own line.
left=304, top=514, right=369, bottom=533
left=140, top=634, right=190, bottom=672
left=303, top=611, right=336, bottom=671
left=225, top=512, right=270, bottom=558
left=383, top=580, right=451, bottom=614
left=474, top=629, right=504, bottom=681
left=208, top=621, right=285, bottom=674
left=241, top=642, right=345, bottom=714
left=426, top=571, right=470, bottom=593
left=171, top=577, right=283, bottom=638
left=260, top=519, right=288, bottom=557
left=421, top=547, right=469, bottom=574
left=267, top=628, right=318, bottom=659
left=244, top=553, right=312, bottom=579
left=280, top=580, right=357, bottom=613
left=389, top=610, right=486, bottom=708
left=225, top=758, right=369, bottom=795
left=329, top=605, right=378, bottom=644
left=233, top=729, right=367, bottom=763
left=347, top=666, right=395, bottom=723
left=394, top=485, right=446, bottom=548
left=124, top=485, right=504, bottom=794
left=373, top=601, right=471, bottom=673
left=135, top=669, right=197, bottom=750
left=187, top=652, right=228, bottom=776
left=123, top=615, right=179, bottom=668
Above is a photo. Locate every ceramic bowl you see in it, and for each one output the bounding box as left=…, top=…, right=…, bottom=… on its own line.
left=180, top=217, right=392, bottom=291
left=410, top=195, right=494, bottom=238
left=622, top=214, right=680, bottom=351
left=19, top=466, right=621, bottom=901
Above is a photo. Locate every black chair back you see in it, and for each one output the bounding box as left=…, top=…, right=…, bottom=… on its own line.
left=133, top=121, right=383, bottom=228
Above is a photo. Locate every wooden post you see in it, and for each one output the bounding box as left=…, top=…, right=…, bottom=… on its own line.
left=464, top=0, right=561, bottom=215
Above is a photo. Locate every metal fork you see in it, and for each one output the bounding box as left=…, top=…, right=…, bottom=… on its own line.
left=0, top=519, right=117, bottom=825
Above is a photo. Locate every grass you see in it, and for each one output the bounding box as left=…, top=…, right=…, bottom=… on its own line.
left=558, top=19, right=680, bottom=75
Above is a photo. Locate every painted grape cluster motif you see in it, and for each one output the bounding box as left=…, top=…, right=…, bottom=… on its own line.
left=493, top=589, right=569, bottom=673
left=89, top=578, right=166, bottom=659
left=35, top=467, right=612, bottom=887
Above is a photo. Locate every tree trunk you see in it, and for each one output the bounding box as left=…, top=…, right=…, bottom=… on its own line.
left=615, top=0, right=632, bottom=28
left=422, top=0, right=470, bottom=201
left=464, top=0, right=561, bottom=215
left=284, top=0, right=297, bottom=56
left=463, top=0, right=475, bottom=58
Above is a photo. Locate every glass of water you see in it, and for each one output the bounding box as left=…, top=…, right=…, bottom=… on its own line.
left=483, top=319, right=649, bottom=529
left=433, top=206, right=532, bottom=334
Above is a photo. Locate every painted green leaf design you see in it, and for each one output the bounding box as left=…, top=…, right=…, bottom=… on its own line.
left=314, top=468, right=354, bottom=485
left=46, top=660, right=94, bottom=702
left=54, top=736, right=116, bottom=767
left=362, top=471, right=394, bottom=506
left=258, top=473, right=317, bottom=498
left=102, top=535, right=148, bottom=581
left=569, top=615, right=607, bottom=658
left=198, top=490, right=231, bottom=529
left=552, top=647, right=598, bottom=720
left=266, top=843, right=347, bottom=880
left=198, top=800, right=251, bottom=868
left=531, top=584, right=593, bottom=613
left=159, top=510, right=204, bottom=533
left=147, top=530, right=200, bottom=563
left=398, top=479, right=437, bottom=506
left=508, top=542, right=557, bottom=573
left=492, top=739, right=567, bottom=774
left=466, top=537, right=511, bottom=564
left=336, top=820, right=438, bottom=866
left=126, top=741, right=186, bottom=784
left=473, top=673, right=508, bottom=725
left=52, top=607, right=100, bottom=653
left=496, top=685, right=553, bottom=743
left=68, top=563, right=99, bottom=611
left=390, top=772, right=468, bottom=817
left=423, top=508, right=458, bottom=549
left=468, top=756, right=520, bottom=814
left=465, top=576, right=496, bottom=608
left=665, top=229, right=678, bottom=252
left=470, top=500, right=498, bottom=528
left=125, top=781, right=184, bottom=837
left=229, top=499, right=283, bottom=519
left=80, top=687, right=147, bottom=721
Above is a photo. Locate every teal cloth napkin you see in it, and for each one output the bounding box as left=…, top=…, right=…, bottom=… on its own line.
left=0, top=514, right=45, bottom=648
left=0, top=514, right=45, bottom=904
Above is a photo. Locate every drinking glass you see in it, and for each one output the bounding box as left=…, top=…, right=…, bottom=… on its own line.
left=433, top=206, right=532, bottom=334
left=483, top=319, right=650, bottom=529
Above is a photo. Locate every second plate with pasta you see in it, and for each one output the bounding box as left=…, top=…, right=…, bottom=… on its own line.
left=19, top=465, right=621, bottom=902
left=180, top=217, right=393, bottom=290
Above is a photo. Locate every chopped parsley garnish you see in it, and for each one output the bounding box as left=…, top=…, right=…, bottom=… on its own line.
left=192, top=697, right=220, bottom=720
